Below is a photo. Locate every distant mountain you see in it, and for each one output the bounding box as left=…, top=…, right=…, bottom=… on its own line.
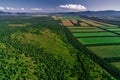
left=80, top=10, right=120, bottom=17
left=1, top=10, right=120, bottom=17
left=0, top=11, right=49, bottom=16
left=53, top=10, right=120, bottom=17
left=0, top=11, right=11, bottom=14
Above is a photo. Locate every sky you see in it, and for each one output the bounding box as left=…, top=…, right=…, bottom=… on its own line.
left=0, top=0, right=120, bottom=12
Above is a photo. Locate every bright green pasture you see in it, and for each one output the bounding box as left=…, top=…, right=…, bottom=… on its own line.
left=68, top=27, right=96, bottom=29
left=100, top=26, right=119, bottom=29
left=69, top=27, right=99, bottom=30
left=87, top=45, right=120, bottom=58
left=73, top=32, right=118, bottom=37
left=78, top=37, right=120, bottom=45
left=70, top=28, right=104, bottom=33
left=107, top=28, right=120, bottom=31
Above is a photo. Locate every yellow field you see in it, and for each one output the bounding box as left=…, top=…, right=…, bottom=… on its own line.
left=80, top=21, right=90, bottom=26
left=8, top=23, right=30, bottom=27
left=81, top=20, right=102, bottom=26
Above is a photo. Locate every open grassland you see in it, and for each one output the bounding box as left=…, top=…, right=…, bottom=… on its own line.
left=78, top=37, right=120, bottom=45
left=87, top=45, right=120, bottom=58
left=73, top=32, right=118, bottom=37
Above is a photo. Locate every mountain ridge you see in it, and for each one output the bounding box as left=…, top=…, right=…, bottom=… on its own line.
left=52, top=10, right=120, bottom=17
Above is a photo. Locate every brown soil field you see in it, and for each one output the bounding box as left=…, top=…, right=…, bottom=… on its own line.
left=71, top=20, right=78, bottom=24
left=61, top=20, right=74, bottom=26
left=80, top=21, right=90, bottom=27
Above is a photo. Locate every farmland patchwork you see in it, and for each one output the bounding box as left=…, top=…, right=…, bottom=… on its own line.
left=59, top=16, right=120, bottom=79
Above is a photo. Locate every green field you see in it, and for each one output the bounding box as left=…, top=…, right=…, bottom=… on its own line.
left=68, top=27, right=96, bottom=30
left=111, top=62, right=120, bottom=69
left=60, top=16, right=81, bottom=20
left=68, top=27, right=95, bottom=28
left=70, top=27, right=99, bottom=30
left=65, top=16, right=120, bottom=79
left=87, top=45, right=120, bottom=58
left=73, top=32, right=118, bottom=37
left=100, top=26, right=119, bottom=29
left=107, top=28, right=120, bottom=31
left=78, top=37, right=120, bottom=45
left=70, top=28, right=104, bottom=33
left=115, top=31, right=120, bottom=34
left=0, top=16, right=116, bottom=80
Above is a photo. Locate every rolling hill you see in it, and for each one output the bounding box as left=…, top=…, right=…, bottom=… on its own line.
left=0, top=16, right=117, bottom=80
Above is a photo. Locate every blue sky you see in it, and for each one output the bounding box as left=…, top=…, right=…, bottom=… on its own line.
left=0, top=0, right=120, bottom=12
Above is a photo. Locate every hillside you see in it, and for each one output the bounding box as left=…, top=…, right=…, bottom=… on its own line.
left=0, top=16, right=116, bottom=80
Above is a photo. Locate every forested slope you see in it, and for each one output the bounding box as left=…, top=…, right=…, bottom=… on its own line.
left=0, top=16, right=116, bottom=80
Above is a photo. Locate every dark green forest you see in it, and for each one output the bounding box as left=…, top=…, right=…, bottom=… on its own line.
left=0, top=16, right=116, bottom=80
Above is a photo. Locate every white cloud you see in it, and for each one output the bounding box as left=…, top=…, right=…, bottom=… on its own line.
left=6, top=7, right=10, bottom=10
left=59, top=4, right=86, bottom=11
left=31, top=8, right=42, bottom=11
left=21, top=8, right=25, bottom=10
left=0, top=7, right=5, bottom=10
left=10, top=7, right=15, bottom=10
left=0, top=6, right=43, bottom=12
left=6, top=7, right=17, bottom=10
left=0, top=7, right=24, bottom=11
